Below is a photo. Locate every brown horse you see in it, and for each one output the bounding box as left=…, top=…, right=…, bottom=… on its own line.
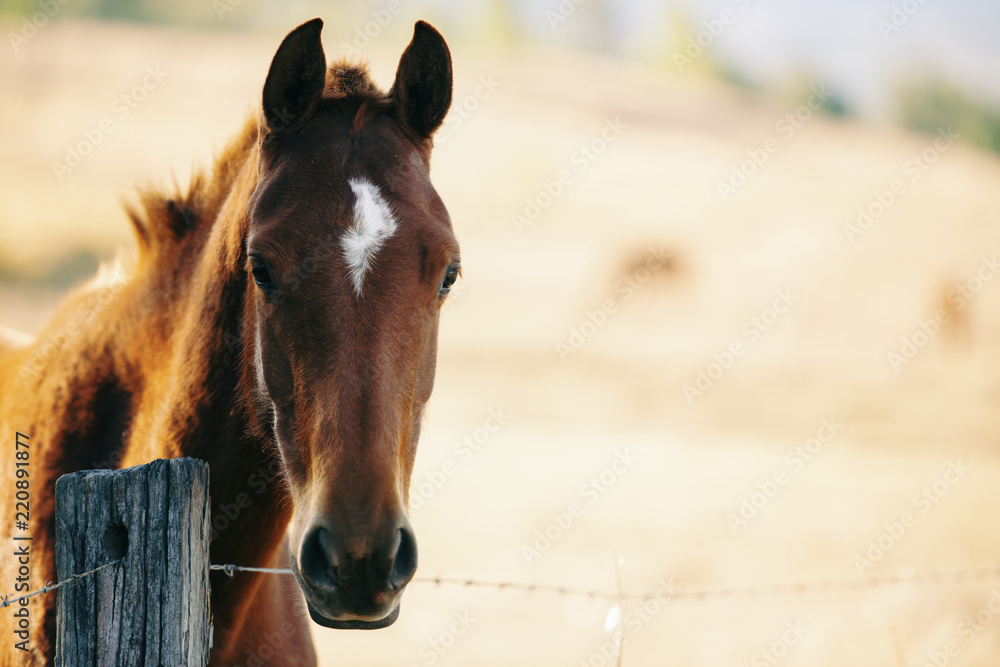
left=0, top=18, right=458, bottom=665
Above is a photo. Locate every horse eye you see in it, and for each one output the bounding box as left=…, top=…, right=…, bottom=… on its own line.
left=250, top=258, right=275, bottom=289
left=439, top=264, right=460, bottom=296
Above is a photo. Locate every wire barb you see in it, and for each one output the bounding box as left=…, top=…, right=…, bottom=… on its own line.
left=0, top=559, right=121, bottom=609
left=7, top=562, right=1000, bottom=609
left=203, top=563, right=1000, bottom=602
left=209, top=564, right=295, bottom=577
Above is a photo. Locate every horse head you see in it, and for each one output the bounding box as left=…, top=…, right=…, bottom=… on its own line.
left=245, top=18, right=457, bottom=629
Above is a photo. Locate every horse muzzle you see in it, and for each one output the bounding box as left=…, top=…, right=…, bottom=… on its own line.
left=292, top=520, right=417, bottom=630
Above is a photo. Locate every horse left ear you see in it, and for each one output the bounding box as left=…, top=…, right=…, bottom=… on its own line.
left=262, top=18, right=327, bottom=136
left=392, top=21, right=453, bottom=138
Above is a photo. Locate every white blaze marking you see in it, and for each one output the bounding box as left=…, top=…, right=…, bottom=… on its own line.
left=341, top=178, right=397, bottom=296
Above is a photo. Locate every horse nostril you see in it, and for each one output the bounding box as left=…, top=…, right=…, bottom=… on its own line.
left=389, top=526, right=417, bottom=590
left=300, top=526, right=339, bottom=590
left=301, top=523, right=415, bottom=595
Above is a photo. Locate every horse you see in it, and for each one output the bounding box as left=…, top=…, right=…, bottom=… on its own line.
left=0, top=18, right=458, bottom=665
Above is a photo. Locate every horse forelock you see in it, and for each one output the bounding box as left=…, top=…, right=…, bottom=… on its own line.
left=324, top=61, right=380, bottom=98
left=323, top=61, right=397, bottom=136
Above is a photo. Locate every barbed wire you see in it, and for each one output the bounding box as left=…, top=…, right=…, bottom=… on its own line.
left=209, top=563, right=1000, bottom=603
left=210, top=564, right=291, bottom=576
left=7, top=561, right=1000, bottom=610
left=0, top=559, right=120, bottom=609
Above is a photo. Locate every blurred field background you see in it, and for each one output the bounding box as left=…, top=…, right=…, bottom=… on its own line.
left=3, top=1, right=1000, bottom=665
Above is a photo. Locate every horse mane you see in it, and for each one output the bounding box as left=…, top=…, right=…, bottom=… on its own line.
left=123, top=115, right=259, bottom=256
left=123, top=61, right=391, bottom=259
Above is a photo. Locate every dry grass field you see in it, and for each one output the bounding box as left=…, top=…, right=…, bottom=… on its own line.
left=3, top=18, right=1000, bottom=667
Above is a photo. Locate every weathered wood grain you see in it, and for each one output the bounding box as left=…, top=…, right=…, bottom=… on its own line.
left=54, top=458, right=212, bottom=666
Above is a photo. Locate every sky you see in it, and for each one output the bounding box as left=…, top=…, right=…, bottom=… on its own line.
left=499, top=0, right=1000, bottom=118
left=4, top=0, right=997, bottom=118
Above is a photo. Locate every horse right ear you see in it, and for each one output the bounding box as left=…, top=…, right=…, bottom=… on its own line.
left=262, top=18, right=327, bottom=136
left=391, top=21, right=452, bottom=139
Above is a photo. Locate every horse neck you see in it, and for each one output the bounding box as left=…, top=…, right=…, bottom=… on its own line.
left=134, top=132, right=290, bottom=570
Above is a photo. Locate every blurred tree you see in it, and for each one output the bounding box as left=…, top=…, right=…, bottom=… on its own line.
left=93, top=0, right=149, bottom=21
left=0, top=0, right=34, bottom=15
left=897, top=80, right=1000, bottom=155
left=787, top=75, right=852, bottom=117
left=661, top=9, right=723, bottom=77
left=485, top=0, right=516, bottom=44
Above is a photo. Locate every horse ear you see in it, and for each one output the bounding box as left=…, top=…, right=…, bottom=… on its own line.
left=262, top=18, right=326, bottom=135
left=391, top=21, right=452, bottom=138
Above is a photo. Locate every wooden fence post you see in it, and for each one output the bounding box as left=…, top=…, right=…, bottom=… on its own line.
left=54, top=457, right=212, bottom=666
